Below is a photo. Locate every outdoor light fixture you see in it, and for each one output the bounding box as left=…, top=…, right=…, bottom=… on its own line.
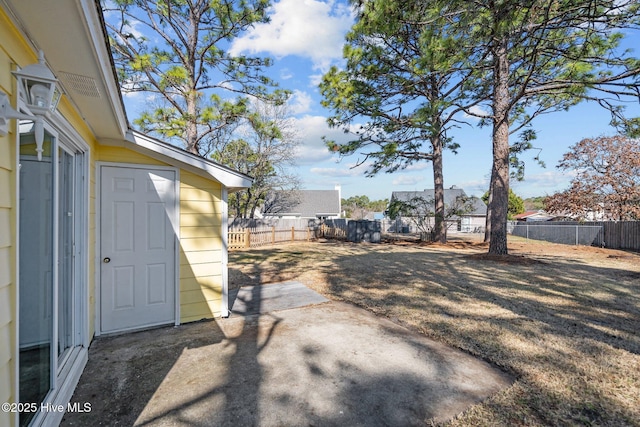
left=0, top=50, right=59, bottom=161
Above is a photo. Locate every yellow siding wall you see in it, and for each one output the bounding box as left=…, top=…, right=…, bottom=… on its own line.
left=0, top=9, right=29, bottom=426
left=0, top=88, right=15, bottom=427
left=96, top=145, right=225, bottom=323
left=179, top=171, right=224, bottom=322
left=0, top=132, right=15, bottom=426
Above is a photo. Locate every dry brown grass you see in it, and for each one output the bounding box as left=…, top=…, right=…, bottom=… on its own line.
left=229, top=235, right=640, bottom=426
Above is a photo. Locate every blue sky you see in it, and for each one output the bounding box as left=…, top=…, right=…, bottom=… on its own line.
left=116, top=0, right=640, bottom=202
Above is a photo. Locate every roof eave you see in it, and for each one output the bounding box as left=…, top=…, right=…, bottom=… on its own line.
left=100, top=131, right=253, bottom=191
left=3, top=0, right=129, bottom=139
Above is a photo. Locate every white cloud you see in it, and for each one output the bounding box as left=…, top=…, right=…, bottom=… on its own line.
left=392, top=175, right=424, bottom=186
left=403, top=162, right=431, bottom=172
left=288, top=90, right=313, bottom=115
left=296, top=145, right=336, bottom=163
left=464, top=105, right=491, bottom=119
left=292, top=115, right=357, bottom=163
left=308, top=73, right=325, bottom=87
left=310, top=166, right=365, bottom=177
left=217, top=81, right=235, bottom=91
left=527, top=170, right=576, bottom=186
left=229, top=0, right=354, bottom=71
left=121, top=85, right=142, bottom=98
left=457, top=179, right=489, bottom=197
left=280, top=68, right=294, bottom=80
left=104, top=9, right=145, bottom=42
left=512, top=170, right=575, bottom=198
left=124, top=20, right=145, bottom=40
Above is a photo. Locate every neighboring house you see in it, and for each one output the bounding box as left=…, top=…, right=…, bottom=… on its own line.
left=0, top=2, right=251, bottom=426
left=514, top=210, right=556, bottom=221
left=262, top=185, right=342, bottom=220
left=548, top=205, right=610, bottom=221
left=389, top=186, right=487, bottom=232
left=364, top=212, right=385, bottom=221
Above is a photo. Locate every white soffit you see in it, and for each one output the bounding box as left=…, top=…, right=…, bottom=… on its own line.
left=4, top=0, right=128, bottom=140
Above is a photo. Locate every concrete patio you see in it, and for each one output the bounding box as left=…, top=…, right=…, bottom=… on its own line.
left=61, top=282, right=512, bottom=426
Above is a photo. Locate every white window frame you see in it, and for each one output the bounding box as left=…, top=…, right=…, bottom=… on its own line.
left=14, top=108, right=90, bottom=427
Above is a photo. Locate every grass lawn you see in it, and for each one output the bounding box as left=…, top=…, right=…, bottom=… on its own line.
left=229, top=235, right=640, bottom=426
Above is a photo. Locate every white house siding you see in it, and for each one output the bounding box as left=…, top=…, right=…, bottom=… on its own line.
left=461, top=216, right=486, bottom=232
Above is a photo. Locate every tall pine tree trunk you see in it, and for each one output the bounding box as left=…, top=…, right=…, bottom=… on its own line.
left=484, top=169, right=493, bottom=243
left=488, top=38, right=510, bottom=255
left=431, top=134, right=446, bottom=243
left=185, top=90, right=199, bottom=154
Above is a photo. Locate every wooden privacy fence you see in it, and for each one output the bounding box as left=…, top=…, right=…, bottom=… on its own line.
left=510, top=221, right=640, bottom=251
left=228, top=226, right=313, bottom=250
left=228, top=223, right=349, bottom=250
left=584, top=221, right=640, bottom=251
left=320, top=223, right=347, bottom=240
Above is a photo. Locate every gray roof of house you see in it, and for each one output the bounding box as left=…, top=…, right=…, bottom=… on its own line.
left=264, top=190, right=341, bottom=217
left=390, top=188, right=487, bottom=216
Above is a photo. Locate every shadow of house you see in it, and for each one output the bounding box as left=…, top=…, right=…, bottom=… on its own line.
left=62, top=283, right=276, bottom=427
left=60, top=319, right=227, bottom=426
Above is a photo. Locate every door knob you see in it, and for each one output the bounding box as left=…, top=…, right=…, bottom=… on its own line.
left=103, top=257, right=111, bottom=263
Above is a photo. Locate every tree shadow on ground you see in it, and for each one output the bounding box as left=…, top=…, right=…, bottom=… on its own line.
left=328, top=247, right=639, bottom=424
left=68, top=240, right=631, bottom=426
left=62, top=284, right=280, bottom=426
left=60, top=319, right=228, bottom=426
left=62, top=249, right=512, bottom=426
left=229, top=240, right=640, bottom=425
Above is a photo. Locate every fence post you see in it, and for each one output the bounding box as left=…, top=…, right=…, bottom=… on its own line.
left=575, top=225, right=579, bottom=245
left=272, top=226, right=275, bottom=244
left=245, top=228, right=250, bottom=248
left=291, top=227, right=295, bottom=242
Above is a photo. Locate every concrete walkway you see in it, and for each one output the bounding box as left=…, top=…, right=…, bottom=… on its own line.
left=62, top=282, right=512, bottom=426
left=229, top=280, right=329, bottom=316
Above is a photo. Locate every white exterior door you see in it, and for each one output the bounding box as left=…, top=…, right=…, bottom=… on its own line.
left=100, top=165, right=177, bottom=333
